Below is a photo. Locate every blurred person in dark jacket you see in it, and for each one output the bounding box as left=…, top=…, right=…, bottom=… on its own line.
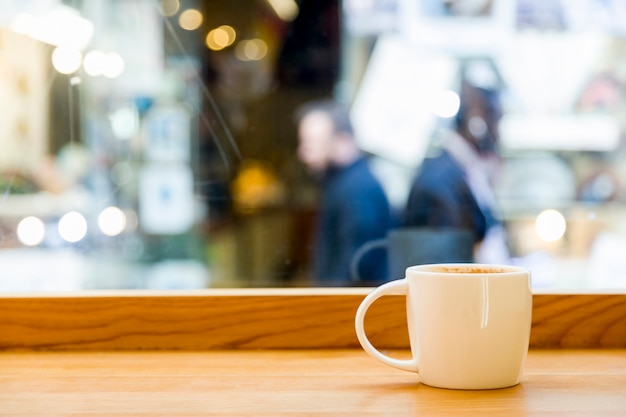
left=296, top=99, right=392, bottom=286
left=404, top=77, right=509, bottom=264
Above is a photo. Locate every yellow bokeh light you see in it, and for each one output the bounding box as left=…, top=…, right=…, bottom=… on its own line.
left=231, top=159, right=285, bottom=213
left=179, top=9, right=203, bottom=31
left=213, top=29, right=229, bottom=47
left=235, top=39, right=268, bottom=61
left=266, top=0, right=299, bottom=22
left=206, top=25, right=236, bottom=51
left=159, top=0, right=180, bottom=17
left=247, top=39, right=268, bottom=60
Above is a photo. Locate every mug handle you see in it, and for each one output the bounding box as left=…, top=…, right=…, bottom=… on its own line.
left=350, top=238, right=388, bottom=281
left=354, top=279, right=418, bottom=372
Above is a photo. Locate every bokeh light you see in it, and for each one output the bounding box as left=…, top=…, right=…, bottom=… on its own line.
left=52, top=46, right=82, bottom=74
left=58, top=211, right=88, bottom=243
left=12, top=6, right=94, bottom=49
left=83, top=50, right=124, bottom=78
left=432, top=90, right=461, bottom=118
left=235, top=39, right=268, bottom=61
left=10, top=13, right=35, bottom=35
left=159, top=0, right=180, bottom=17
left=102, top=52, right=125, bottom=78
left=206, top=25, right=236, bottom=51
left=83, top=50, right=106, bottom=76
left=108, top=105, right=139, bottom=140
left=266, top=0, right=299, bottom=22
left=179, top=9, right=203, bottom=31
left=16, top=216, right=45, bottom=247
left=98, top=206, right=127, bottom=237
left=535, top=209, right=567, bottom=242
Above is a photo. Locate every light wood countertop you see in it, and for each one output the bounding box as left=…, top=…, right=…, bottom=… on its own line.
left=1, top=349, right=625, bottom=416
left=1, top=289, right=625, bottom=415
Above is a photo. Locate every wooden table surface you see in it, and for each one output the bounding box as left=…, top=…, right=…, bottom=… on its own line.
left=1, top=349, right=624, bottom=416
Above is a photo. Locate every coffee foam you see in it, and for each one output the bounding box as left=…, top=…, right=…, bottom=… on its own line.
left=430, top=265, right=512, bottom=274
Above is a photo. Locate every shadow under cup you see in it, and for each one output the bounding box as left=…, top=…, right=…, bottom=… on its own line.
left=351, top=228, right=475, bottom=282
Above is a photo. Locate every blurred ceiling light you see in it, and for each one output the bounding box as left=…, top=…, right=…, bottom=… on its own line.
left=432, top=90, right=460, bottom=118
left=16, top=216, right=45, bottom=247
left=83, top=50, right=106, bottom=76
left=11, top=6, right=94, bottom=50
left=83, top=50, right=125, bottom=78
left=179, top=9, right=203, bottom=31
left=10, top=13, right=35, bottom=34
left=52, top=46, right=82, bottom=74
left=58, top=211, right=88, bottom=243
left=206, top=25, right=236, bottom=51
left=98, top=206, right=127, bottom=237
left=102, top=52, right=125, bottom=78
left=235, top=39, right=268, bottom=61
left=109, top=105, right=139, bottom=140
left=159, top=0, right=180, bottom=17
left=266, top=0, right=299, bottom=21
left=535, top=209, right=567, bottom=242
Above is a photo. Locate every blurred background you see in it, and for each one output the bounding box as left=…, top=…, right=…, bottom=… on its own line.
left=1, top=0, right=626, bottom=291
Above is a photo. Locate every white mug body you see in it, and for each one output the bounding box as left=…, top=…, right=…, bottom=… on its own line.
left=355, top=263, right=532, bottom=390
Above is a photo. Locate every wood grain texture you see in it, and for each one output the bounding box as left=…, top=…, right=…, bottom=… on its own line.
left=0, top=349, right=625, bottom=416
left=0, top=289, right=625, bottom=351
left=531, top=293, right=626, bottom=348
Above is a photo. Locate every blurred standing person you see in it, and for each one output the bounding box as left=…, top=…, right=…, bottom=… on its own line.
left=296, top=99, right=392, bottom=286
left=404, top=78, right=509, bottom=264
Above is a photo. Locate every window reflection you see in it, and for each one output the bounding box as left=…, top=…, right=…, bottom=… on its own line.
left=1, top=0, right=626, bottom=291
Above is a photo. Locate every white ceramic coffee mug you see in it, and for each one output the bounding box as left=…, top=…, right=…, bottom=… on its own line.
left=355, top=263, right=532, bottom=390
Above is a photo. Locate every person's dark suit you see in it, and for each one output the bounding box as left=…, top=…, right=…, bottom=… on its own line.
left=404, top=150, right=497, bottom=245
left=313, top=157, right=391, bottom=286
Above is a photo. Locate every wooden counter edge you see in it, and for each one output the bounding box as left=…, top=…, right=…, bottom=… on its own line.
left=0, top=289, right=624, bottom=351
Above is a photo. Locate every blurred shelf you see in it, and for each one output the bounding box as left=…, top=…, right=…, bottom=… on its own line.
left=0, top=190, right=92, bottom=220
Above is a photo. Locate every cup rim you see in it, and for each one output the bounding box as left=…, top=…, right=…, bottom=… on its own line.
left=406, top=263, right=528, bottom=276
